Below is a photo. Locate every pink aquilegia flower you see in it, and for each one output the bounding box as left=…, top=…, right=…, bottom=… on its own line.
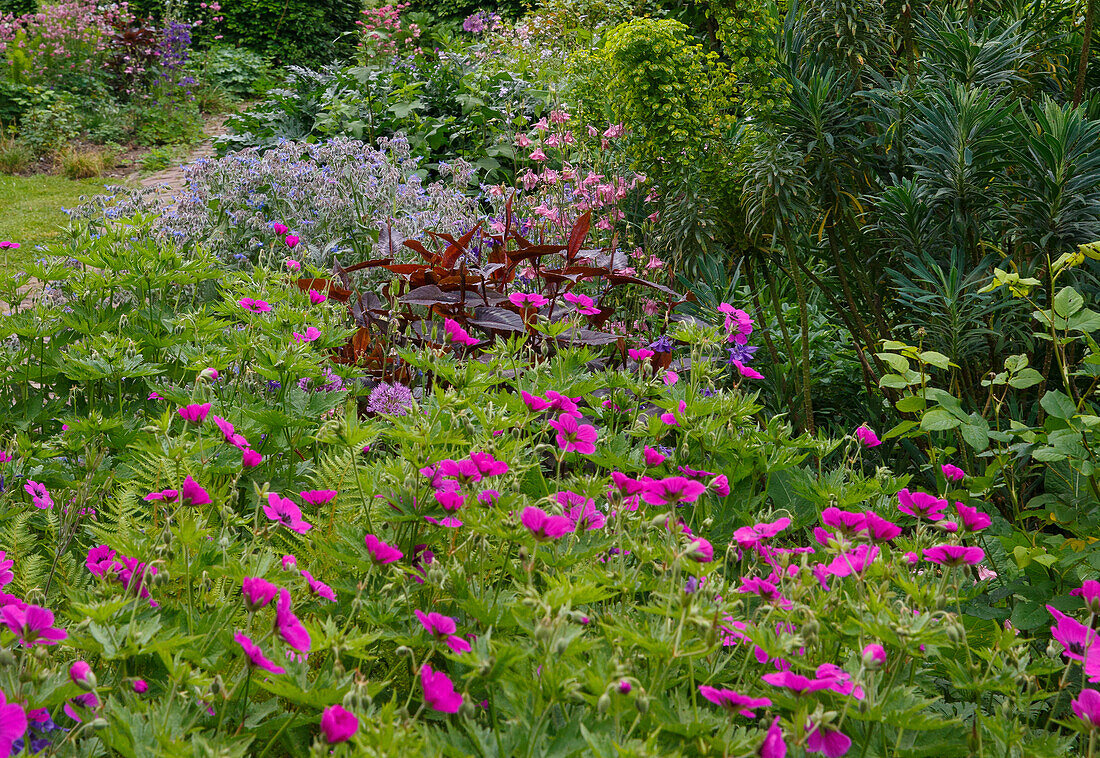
left=0, top=690, right=27, bottom=756
left=239, top=297, right=272, bottom=313
left=242, top=577, right=279, bottom=611
left=300, top=490, right=337, bottom=507
left=264, top=494, right=312, bottom=534
left=563, top=292, right=600, bottom=316
left=923, top=545, right=985, bottom=567
left=293, top=327, right=321, bottom=343
left=421, top=664, right=463, bottom=712
left=521, top=506, right=574, bottom=541
left=364, top=534, right=403, bottom=565
left=528, top=148, right=548, bottom=162
left=698, top=685, right=772, bottom=717
left=1, top=603, right=67, bottom=646
left=896, top=489, right=947, bottom=521
left=548, top=413, right=598, bottom=455
left=806, top=723, right=852, bottom=757
left=854, top=425, right=881, bottom=448
left=761, top=716, right=787, bottom=758
left=955, top=503, right=991, bottom=532
left=1073, top=689, right=1100, bottom=730
left=178, top=403, right=211, bottom=424
left=321, top=704, right=359, bottom=744
left=301, top=570, right=336, bottom=602
left=444, top=318, right=480, bottom=347
left=309, top=289, right=326, bottom=305
left=941, top=463, right=966, bottom=482
left=509, top=292, right=548, bottom=309
left=24, top=480, right=53, bottom=510
left=640, top=476, right=707, bottom=507
left=643, top=446, right=666, bottom=467
left=275, top=589, right=311, bottom=652
left=234, top=632, right=286, bottom=675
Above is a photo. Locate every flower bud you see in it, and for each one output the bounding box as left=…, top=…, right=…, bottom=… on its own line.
left=69, top=661, right=96, bottom=691
left=554, top=637, right=569, bottom=655
left=211, top=675, right=224, bottom=696
left=459, top=699, right=477, bottom=719
left=396, top=645, right=413, bottom=657
left=597, top=692, right=612, bottom=715
left=90, top=718, right=109, bottom=731
left=862, top=644, right=886, bottom=670
left=635, top=694, right=650, bottom=714
left=0, top=650, right=13, bottom=667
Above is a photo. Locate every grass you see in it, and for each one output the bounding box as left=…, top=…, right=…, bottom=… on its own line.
left=0, top=175, right=117, bottom=270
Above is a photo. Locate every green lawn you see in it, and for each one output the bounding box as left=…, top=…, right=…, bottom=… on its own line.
left=0, top=175, right=118, bottom=270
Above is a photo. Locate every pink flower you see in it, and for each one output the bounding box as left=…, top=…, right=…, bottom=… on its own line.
left=643, top=446, right=666, bottom=466
left=282, top=555, right=297, bottom=570
left=628, top=348, right=654, bottom=362
left=435, top=490, right=465, bottom=512
left=862, top=643, right=887, bottom=667
left=242, top=449, right=263, bottom=467
left=558, top=492, right=605, bottom=531
left=521, top=506, right=574, bottom=540
left=563, top=292, right=600, bottom=315
left=285, top=235, right=300, bottom=248
left=469, top=452, right=508, bottom=476
left=234, top=632, right=286, bottom=674
left=686, top=537, right=714, bottom=562
left=710, top=474, right=731, bottom=497
left=273, top=222, right=289, bottom=235
left=548, top=413, right=598, bottom=455
left=1073, top=689, right=1100, bottom=730
left=761, top=716, right=787, bottom=758
left=509, top=292, right=548, bottom=309
left=69, top=660, right=94, bottom=688
left=761, top=671, right=833, bottom=694
left=941, top=463, right=966, bottom=482
left=529, top=148, right=548, bottom=161
left=1074, top=580, right=1100, bottom=614
left=301, top=570, right=336, bottom=602
left=717, top=303, right=753, bottom=344
left=738, top=577, right=793, bottom=609
left=955, top=503, right=991, bottom=532
left=923, top=544, right=985, bottom=567
left=896, top=489, right=947, bottom=520
left=421, top=664, right=463, bottom=713
left=660, top=400, right=687, bottom=426
left=239, top=297, right=272, bottom=313
left=1, top=603, right=67, bottom=645
left=24, top=480, right=53, bottom=510
left=364, top=534, right=403, bottom=565
left=133, top=679, right=149, bottom=693
left=444, top=318, right=480, bottom=347
left=181, top=475, right=211, bottom=506
left=806, top=724, right=852, bottom=757
left=732, top=360, right=764, bottom=380
left=864, top=512, right=901, bottom=541
left=321, top=704, right=359, bottom=743
left=854, top=425, right=881, bottom=447
left=264, top=493, right=312, bottom=533
left=0, top=451, right=11, bottom=463
left=242, top=577, right=278, bottom=610
left=545, top=390, right=581, bottom=415
left=309, top=289, right=326, bottom=305
left=148, top=392, right=164, bottom=400
left=521, top=390, right=550, bottom=412
left=178, top=403, right=211, bottom=424
left=0, top=551, right=11, bottom=588
left=640, top=476, right=707, bottom=507
left=300, top=490, right=337, bottom=506
left=698, top=685, right=772, bottom=717
left=212, top=416, right=249, bottom=450
left=0, top=691, right=27, bottom=756
left=733, top=518, right=791, bottom=550
left=515, top=133, right=532, bottom=147
left=275, top=589, right=311, bottom=652
left=285, top=259, right=301, bottom=271
left=293, top=327, right=321, bottom=343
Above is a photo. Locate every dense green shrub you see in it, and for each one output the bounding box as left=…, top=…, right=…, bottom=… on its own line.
left=194, top=45, right=272, bottom=99
left=0, top=0, right=35, bottom=13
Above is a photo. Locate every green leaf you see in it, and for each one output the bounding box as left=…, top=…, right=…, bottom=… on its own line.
left=1008, top=368, right=1043, bottom=389
left=918, top=350, right=951, bottom=370
left=895, top=395, right=927, bottom=413
left=1040, top=390, right=1076, bottom=419
left=1053, top=286, right=1085, bottom=318
left=920, top=408, right=960, bottom=432
left=883, top=420, right=919, bottom=439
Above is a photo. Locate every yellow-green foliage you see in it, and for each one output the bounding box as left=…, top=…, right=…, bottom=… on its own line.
left=600, top=18, right=731, bottom=177
left=707, top=0, right=789, bottom=113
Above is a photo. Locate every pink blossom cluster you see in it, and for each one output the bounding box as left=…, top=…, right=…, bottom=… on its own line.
left=356, top=3, right=421, bottom=59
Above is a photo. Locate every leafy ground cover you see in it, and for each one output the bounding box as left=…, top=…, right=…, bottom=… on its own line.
left=0, top=175, right=108, bottom=267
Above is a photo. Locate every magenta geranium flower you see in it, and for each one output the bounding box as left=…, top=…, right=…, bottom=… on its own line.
left=628, top=348, right=654, bottom=361
left=1073, top=689, right=1100, bottom=730
left=698, top=685, right=772, bottom=717
left=806, top=723, right=851, bottom=757
left=733, top=518, right=792, bottom=550
left=86, top=545, right=118, bottom=578
left=301, top=570, right=336, bottom=602
left=364, top=534, right=403, bottom=565
left=234, top=632, right=286, bottom=674
left=738, top=577, right=792, bottom=609
left=544, top=390, right=581, bottom=415
left=821, top=507, right=866, bottom=536
left=0, top=451, right=11, bottom=463
left=264, top=493, right=312, bottom=533
left=275, top=589, right=311, bottom=652
left=212, top=416, right=249, bottom=450
left=896, top=489, right=947, bottom=520
left=563, top=292, right=600, bottom=315
left=0, top=551, right=12, bottom=588
left=718, top=303, right=753, bottom=345
left=435, top=490, right=465, bottom=513
left=640, top=476, right=707, bottom=507
left=508, top=292, right=548, bottom=309
left=643, top=446, right=666, bottom=466
left=761, top=716, right=786, bottom=758
left=660, top=400, right=687, bottom=426
left=421, top=664, right=463, bottom=713
left=300, top=490, right=337, bottom=507
left=1074, top=580, right=1100, bottom=613
left=23, top=480, right=53, bottom=510
left=561, top=494, right=605, bottom=531
left=308, top=289, right=326, bottom=304
left=273, top=222, right=289, bottom=235
left=1, top=603, right=67, bottom=646
left=548, top=413, right=598, bottom=455
left=438, top=458, right=482, bottom=485
left=710, top=474, right=731, bottom=496
left=69, top=660, right=94, bottom=688
left=761, top=671, right=833, bottom=695
left=955, top=503, right=990, bottom=532
left=941, top=463, right=966, bottom=482
left=285, top=235, right=300, bottom=248
left=444, top=318, right=480, bottom=347
left=826, top=545, right=880, bottom=578
left=732, top=360, right=764, bottom=380
left=854, top=425, right=881, bottom=447
left=181, top=475, right=212, bottom=506
left=521, top=390, right=550, bottom=412
left=415, top=609, right=457, bottom=637
left=321, top=703, right=359, bottom=744
left=863, top=643, right=887, bottom=667
left=1048, top=606, right=1098, bottom=663
left=242, top=449, right=263, bottom=467
left=239, top=297, right=272, bottom=313
left=133, top=679, right=148, bottom=693
left=686, top=537, right=714, bottom=563
left=863, top=512, right=901, bottom=541
left=293, top=327, right=321, bottom=343
left=521, top=506, right=574, bottom=541
left=242, top=577, right=278, bottom=610
left=0, top=691, right=27, bottom=756
left=923, top=544, right=984, bottom=567
left=469, top=452, right=508, bottom=476
left=610, top=471, right=645, bottom=496
left=178, top=403, right=211, bottom=424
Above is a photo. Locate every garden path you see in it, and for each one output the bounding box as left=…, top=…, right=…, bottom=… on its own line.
left=2, top=113, right=232, bottom=316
